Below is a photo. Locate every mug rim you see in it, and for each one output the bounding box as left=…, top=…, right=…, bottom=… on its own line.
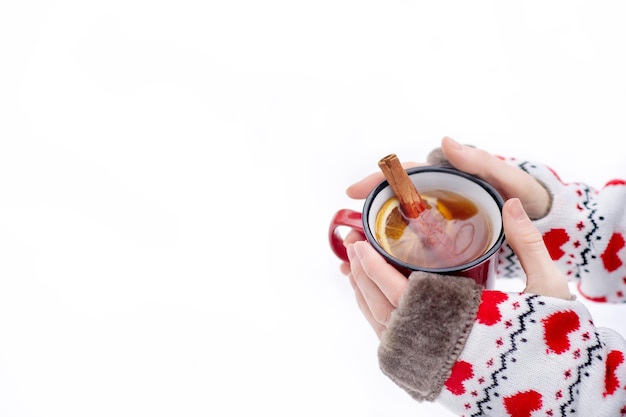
left=362, top=165, right=505, bottom=274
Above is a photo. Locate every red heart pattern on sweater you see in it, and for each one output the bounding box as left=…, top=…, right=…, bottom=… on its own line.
left=542, top=310, right=580, bottom=354
left=476, top=291, right=509, bottom=326
left=503, top=390, right=543, bottom=417
left=606, top=179, right=626, bottom=186
left=444, top=360, right=474, bottom=395
left=600, top=233, right=625, bottom=272
left=604, top=350, right=624, bottom=397
left=542, top=228, right=569, bottom=261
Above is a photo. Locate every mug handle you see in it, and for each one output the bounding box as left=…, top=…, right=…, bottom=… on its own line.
left=328, top=209, right=364, bottom=262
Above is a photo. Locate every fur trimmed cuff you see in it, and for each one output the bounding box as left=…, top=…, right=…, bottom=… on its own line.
left=377, top=271, right=483, bottom=402
left=426, top=146, right=453, bottom=167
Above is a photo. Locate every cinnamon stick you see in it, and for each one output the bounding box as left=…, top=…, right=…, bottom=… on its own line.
left=378, top=154, right=427, bottom=218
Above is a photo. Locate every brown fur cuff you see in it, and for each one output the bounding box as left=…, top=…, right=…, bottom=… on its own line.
left=377, top=271, right=483, bottom=402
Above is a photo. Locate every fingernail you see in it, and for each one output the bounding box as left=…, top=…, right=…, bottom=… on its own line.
left=509, top=198, right=528, bottom=221
left=353, top=241, right=366, bottom=260
left=444, top=136, right=463, bottom=151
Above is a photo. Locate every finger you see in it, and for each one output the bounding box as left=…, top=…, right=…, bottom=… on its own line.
left=503, top=198, right=571, bottom=300
left=352, top=241, right=409, bottom=308
left=343, top=229, right=366, bottom=246
left=346, top=161, right=422, bottom=200
left=346, top=243, right=400, bottom=327
left=339, top=230, right=367, bottom=274
left=441, top=136, right=550, bottom=219
left=348, top=273, right=386, bottom=339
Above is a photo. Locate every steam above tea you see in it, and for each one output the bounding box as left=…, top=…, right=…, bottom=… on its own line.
left=374, top=189, right=492, bottom=268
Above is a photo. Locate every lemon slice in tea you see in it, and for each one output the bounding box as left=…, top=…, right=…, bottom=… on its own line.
left=375, top=197, right=422, bottom=263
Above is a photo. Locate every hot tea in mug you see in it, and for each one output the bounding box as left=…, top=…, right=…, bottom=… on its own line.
left=329, top=164, right=505, bottom=288
left=374, top=189, right=493, bottom=269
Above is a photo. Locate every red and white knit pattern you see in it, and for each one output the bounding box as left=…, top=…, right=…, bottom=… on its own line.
left=438, top=291, right=626, bottom=417
left=495, top=158, right=626, bottom=303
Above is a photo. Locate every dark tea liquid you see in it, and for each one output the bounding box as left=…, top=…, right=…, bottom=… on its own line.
left=374, top=189, right=493, bottom=268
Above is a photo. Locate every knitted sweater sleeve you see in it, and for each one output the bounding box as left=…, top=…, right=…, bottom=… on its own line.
left=496, top=158, right=626, bottom=303
left=378, top=272, right=626, bottom=416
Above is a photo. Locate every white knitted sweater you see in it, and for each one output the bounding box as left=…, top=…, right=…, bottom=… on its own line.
left=378, top=158, right=626, bottom=416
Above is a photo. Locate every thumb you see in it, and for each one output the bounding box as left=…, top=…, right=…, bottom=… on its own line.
left=503, top=198, right=572, bottom=300
left=441, top=137, right=551, bottom=219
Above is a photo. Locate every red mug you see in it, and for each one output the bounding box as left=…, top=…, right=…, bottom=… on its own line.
left=329, top=166, right=505, bottom=288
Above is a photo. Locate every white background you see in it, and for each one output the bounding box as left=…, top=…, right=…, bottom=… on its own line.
left=1, top=1, right=625, bottom=416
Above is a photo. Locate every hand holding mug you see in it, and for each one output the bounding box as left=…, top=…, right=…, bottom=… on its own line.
left=346, top=137, right=551, bottom=220
left=346, top=198, right=572, bottom=340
